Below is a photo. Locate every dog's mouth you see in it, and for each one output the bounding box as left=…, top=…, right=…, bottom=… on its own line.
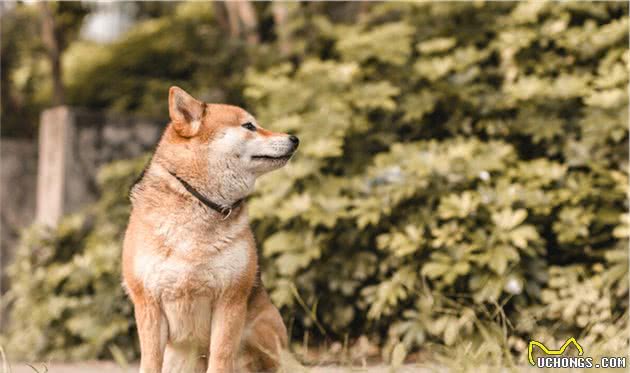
left=251, top=153, right=293, bottom=161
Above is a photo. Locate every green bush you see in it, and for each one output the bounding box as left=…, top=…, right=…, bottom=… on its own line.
left=3, top=1, right=628, bottom=363
left=2, top=157, right=148, bottom=360
left=246, top=1, right=628, bottom=357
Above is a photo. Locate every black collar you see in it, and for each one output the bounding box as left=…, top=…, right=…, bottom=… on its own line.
left=168, top=171, right=244, bottom=219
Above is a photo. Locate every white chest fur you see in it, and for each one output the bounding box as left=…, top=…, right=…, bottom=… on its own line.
left=133, top=211, right=251, bottom=300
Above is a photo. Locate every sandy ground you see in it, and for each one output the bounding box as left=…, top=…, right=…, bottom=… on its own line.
left=7, top=361, right=431, bottom=373
left=6, top=361, right=601, bottom=372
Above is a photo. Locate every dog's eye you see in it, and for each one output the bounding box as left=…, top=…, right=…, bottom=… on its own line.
left=241, top=122, right=256, bottom=132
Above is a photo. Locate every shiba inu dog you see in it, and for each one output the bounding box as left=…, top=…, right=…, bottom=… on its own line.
left=122, top=87, right=297, bottom=373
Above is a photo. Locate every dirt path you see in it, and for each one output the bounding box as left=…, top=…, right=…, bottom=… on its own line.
left=7, top=361, right=431, bottom=373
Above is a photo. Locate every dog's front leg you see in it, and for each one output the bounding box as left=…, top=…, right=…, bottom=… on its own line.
left=135, top=298, right=168, bottom=373
left=207, top=297, right=247, bottom=373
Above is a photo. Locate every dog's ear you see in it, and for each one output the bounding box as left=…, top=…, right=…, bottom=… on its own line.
left=169, top=86, right=205, bottom=137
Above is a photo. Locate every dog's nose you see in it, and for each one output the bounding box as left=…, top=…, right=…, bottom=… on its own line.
left=288, top=135, right=299, bottom=148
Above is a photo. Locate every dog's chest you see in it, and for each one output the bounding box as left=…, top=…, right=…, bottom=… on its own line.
left=135, top=234, right=250, bottom=299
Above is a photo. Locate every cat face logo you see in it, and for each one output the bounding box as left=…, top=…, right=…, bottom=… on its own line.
left=528, top=337, right=584, bottom=366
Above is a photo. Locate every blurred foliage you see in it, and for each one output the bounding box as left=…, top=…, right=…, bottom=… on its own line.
left=0, top=2, right=87, bottom=138
left=3, top=1, right=628, bottom=363
left=63, top=2, right=255, bottom=119
left=0, top=2, right=232, bottom=137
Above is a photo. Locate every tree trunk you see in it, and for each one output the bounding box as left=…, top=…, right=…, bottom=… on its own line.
left=212, top=1, right=231, bottom=34
left=235, top=1, right=259, bottom=45
left=271, top=1, right=291, bottom=55
left=220, top=1, right=259, bottom=45
left=39, top=2, right=64, bottom=106
left=223, top=1, right=241, bottom=38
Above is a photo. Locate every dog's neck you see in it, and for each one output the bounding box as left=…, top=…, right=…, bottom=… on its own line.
left=149, top=160, right=254, bottom=212
left=168, top=169, right=245, bottom=217
left=205, top=157, right=256, bottom=207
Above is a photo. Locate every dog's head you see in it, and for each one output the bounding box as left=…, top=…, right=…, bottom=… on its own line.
left=154, top=87, right=298, bottom=202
